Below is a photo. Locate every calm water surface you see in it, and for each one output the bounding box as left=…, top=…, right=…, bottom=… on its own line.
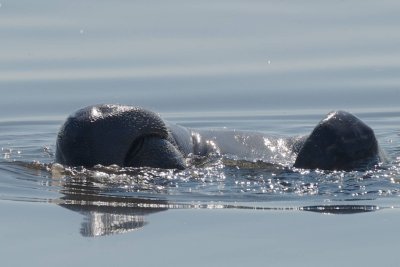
left=1, top=0, right=400, bottom=266
left=1, top=108, right=400, bottom=234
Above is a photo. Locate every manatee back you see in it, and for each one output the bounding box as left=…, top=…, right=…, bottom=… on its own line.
left=294, top=111, right=380, bottom=170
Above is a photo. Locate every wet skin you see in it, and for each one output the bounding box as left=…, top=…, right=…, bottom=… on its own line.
left=56, top=105, right=383, bottom=171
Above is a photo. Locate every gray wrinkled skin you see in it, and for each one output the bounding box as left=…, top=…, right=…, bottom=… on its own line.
left=56, top=105, right=383, bottom=171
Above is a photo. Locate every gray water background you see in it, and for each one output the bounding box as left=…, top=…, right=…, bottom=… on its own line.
left=1, top=1, right=400, bottom=266
left=1, top=0, right=399, bottom=117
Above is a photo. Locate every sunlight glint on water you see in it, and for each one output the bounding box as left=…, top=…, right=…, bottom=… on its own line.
left=0, top=0, right=399, bottom=226
left=0, top=110, right=399, bottom=208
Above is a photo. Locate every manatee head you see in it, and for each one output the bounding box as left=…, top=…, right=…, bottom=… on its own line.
left=56, top=104, right=186, bottom=169
left=294, top=111, right=380, bottom=171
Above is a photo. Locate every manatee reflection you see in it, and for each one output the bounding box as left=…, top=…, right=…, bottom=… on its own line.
left=81, top=211, right=145, bottom=237
left=59, top=197, right=167, bottom=237
left=52, top=164, right=170, bottom=237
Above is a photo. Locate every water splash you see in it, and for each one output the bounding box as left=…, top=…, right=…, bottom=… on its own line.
left=3, top=152, right=391, bottom=205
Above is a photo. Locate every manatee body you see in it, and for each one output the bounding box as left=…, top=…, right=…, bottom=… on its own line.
left=55, top=105, right=383, bottom=171
left=293, top=111, right=382, bottom=170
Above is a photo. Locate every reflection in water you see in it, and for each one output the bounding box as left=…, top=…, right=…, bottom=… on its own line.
left=302, top=205, right=380, bottom=215
left=58, top=194, right=169, bottom=237
left=59, top=200, right=165, bottom=237
left=52, top=164, right=169, bottom=237
left=81, top=211, right=145, bottom=237
left=2, top=161, right=386, bottom=238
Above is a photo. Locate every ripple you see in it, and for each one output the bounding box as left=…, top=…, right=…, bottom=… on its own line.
left=0, top=114, right=399, bottom=216
left=2, top=154, right=399, bottom=206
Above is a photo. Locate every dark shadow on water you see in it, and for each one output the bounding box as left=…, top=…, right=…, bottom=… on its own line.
left=301, top=205, right=380, bottom=214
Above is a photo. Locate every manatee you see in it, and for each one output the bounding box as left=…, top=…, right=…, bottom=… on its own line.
left=55, top=104, right=186, bottom=169
left=55, top=105, right=383, bottom=171
left=293, top=111, right=382, bottom=170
